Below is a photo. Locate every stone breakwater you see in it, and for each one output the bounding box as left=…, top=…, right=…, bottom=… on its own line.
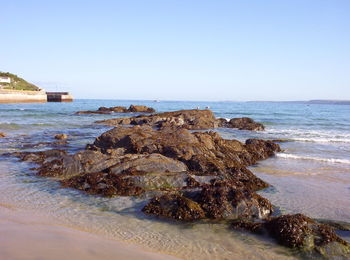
left=0, top=89, right=47, bottom=103
left=7, top=109, right=350, bottom=259
left=0, top=89, right=73, bottom=103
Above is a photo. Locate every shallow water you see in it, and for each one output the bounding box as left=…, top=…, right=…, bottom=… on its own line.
left=0, top=100, right=349, bottom=259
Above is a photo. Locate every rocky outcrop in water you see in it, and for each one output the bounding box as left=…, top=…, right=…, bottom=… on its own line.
left=218, top=117, right=265, bottom=131
left=231, top=214, right=350, bottom=258
left=11, top=124, right=279, bottom=201
left=0, top=132, right=6, bottom=138
left=8, top=108, right=349, bottom=259
left=88, top=125, right=280, bottom=177
left=96, top=109, right=266, bottom=131
left=143, top=179, right=273, bottom=221
left=96, top=109, right=217, bottom=130
left=76, top=105, right=155, bottom=115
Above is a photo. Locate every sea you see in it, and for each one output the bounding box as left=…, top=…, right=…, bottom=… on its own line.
left=0, top=99, right=349, bottom=260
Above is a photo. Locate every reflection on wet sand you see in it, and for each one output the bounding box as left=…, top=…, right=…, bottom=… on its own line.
left=0, top=206, right=180, bottom=260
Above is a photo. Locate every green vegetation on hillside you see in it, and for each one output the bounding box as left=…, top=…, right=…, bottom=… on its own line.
left=0, top=72, right=40, bottom=91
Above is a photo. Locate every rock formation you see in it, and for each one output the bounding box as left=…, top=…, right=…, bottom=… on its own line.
left=232, top=214, right=350, bottom=258
left=96, top=109, right=265, bottom=131
left=76, top=105, right=155, bottom=115
left=218, top=117, right=265, bottom=131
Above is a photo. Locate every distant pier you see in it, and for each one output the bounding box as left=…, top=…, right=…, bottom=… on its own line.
left=46, top=92, right=73, bottom=102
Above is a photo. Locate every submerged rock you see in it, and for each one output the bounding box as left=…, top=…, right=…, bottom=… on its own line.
left=61, top=171, right=144, bottom=197
left=54, top=133, right=68, bottom=140
left=75, top=110, right=111, bottom=115
left=11, top=149, right=67, bottom=164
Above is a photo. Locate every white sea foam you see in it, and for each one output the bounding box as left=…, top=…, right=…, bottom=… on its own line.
left=292, top=137, right=350, bottom=143
left=276, top=153, right=350, bottom=164
left=266, top=129, right=350, bottom=144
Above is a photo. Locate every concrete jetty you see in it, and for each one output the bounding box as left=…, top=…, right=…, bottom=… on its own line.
left=0, top=89, right=73, bottom=103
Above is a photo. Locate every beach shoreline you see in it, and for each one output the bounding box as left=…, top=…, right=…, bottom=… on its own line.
left=0, top=204, right=180, bottom=260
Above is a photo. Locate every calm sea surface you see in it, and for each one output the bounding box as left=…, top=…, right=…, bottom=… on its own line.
left=0, top=100, right=349, bottom=259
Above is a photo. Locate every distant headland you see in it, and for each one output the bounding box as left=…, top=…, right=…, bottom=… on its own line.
left=0, top=72, right=73, bottom=103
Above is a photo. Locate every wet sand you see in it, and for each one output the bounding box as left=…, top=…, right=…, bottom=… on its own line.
left=0, top=205, right=180, bottom=260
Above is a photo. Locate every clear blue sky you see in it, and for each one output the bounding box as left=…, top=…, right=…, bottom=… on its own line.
left=1, top=0, right=349, bottom=101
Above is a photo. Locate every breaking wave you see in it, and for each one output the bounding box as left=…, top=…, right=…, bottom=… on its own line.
left=276, top=153, right=350, bottom=164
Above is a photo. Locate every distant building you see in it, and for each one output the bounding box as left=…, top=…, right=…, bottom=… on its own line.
left=0, top=76, right=11, bottom=83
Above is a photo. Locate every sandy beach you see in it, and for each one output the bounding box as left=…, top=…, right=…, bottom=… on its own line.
left=0, top=204, right=180, bottom=260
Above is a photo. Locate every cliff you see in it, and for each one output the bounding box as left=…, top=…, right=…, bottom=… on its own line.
left=0, top=72, right=40, bottom=91
left=0, top=72, right=73, bottom=103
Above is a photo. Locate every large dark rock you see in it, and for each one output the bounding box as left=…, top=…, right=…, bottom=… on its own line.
left=218, top=117, right=265, bottom=131
left=88, top=125, right=280, bottom=192
left=96, top=109, right=218, bottom=130
left=90, top=126, right=280, bottom=178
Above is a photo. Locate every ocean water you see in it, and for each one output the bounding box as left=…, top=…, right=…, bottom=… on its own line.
left=0, top=99, right=349, bottom=259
